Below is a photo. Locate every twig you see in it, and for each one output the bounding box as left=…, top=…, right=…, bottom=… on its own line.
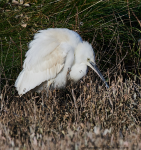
left=109, top=51, right=128, bottom=74
left=131, top=9, right=141, bottom=28
left=19, top=36, right=23, bottom=70
left=72, top=89, right=77, bottom=109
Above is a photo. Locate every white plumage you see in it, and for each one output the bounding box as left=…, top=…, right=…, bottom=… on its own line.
left=15, top=28, right=109, bottom=96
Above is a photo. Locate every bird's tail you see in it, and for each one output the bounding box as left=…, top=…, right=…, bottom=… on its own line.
left=15, top=70, right=25, bottom=96
left=15, top=69, right=49, bottom=96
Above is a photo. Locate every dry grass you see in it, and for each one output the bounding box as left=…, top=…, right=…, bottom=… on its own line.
left=0, top=72, right=141, bottom=149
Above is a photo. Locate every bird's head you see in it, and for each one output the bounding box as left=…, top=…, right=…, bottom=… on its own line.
left=76, top=41, right=109, bottom=88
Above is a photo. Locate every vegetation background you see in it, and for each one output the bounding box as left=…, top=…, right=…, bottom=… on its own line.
left=0, top=0, right=141, bottom=149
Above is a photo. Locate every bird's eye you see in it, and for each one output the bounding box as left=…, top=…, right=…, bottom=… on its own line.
left=87, top=58, right=90, bottom=61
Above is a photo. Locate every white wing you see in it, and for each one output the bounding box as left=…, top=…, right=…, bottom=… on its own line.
left=15, top=29, right=75, bottom=95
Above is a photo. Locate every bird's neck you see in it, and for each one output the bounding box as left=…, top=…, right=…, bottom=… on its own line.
left=74, top=43, right=84, bottom=64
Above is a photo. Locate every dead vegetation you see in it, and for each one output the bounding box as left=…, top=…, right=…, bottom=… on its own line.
left=0, top=72, right=141, bottom=149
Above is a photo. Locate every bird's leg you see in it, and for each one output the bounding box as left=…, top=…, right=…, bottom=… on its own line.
left=47, top=79, right=54, bottom=89
left=46, top=79, right=54, bottom=96
left=67, top=68, right=71, bottom=80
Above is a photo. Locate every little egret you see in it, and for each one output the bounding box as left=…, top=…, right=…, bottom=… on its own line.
left=15, top=28, right=109, bottom=96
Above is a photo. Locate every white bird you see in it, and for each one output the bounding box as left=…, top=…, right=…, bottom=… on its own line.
left=15, top=28, right=109, bottom=96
